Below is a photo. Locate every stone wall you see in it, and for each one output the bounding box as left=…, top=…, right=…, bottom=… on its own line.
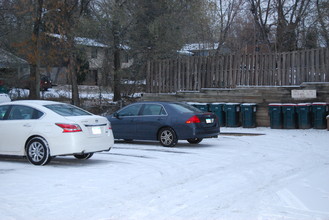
left=141, top=83, right=329, bottom=127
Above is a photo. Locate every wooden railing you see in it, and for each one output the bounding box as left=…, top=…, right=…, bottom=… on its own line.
left=145, top=48, right=329, bottom=93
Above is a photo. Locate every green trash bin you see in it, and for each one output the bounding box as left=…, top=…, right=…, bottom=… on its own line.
left=312, top=102, right=328, bottom=129
left=223, top=103, right=240, bottom=127
left=208, top=103, right=226, bottom=126
left=190, top=103, right=209, bottom=112
left=296, top=103, right=312, bottom=129
left=241, top=103, right=257, bottom=128
left=268, top=103, right=283, bottom=129
left=282, top=103, right=297, bottom=129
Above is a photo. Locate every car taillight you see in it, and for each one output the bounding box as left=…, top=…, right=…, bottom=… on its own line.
left=186, top=115, right=201, bottom=124
left=56, top=123, right=82, bottom=133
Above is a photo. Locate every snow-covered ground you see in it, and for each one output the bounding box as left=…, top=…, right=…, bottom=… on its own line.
left=1, top=127, right=328, bottom=220
left=8, top=85, right=115, bottom=101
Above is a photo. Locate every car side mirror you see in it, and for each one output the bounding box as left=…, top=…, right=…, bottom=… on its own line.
left=113, top=112, right=120, bottom=119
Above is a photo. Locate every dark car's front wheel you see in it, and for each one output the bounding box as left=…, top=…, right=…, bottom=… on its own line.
left=26, top=137, right=51, bottom=166
left=187, top=138, right=203, bottom=144
left=158, top=127, right=178, bottom=147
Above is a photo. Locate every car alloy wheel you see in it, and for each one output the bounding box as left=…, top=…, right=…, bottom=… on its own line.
left=159, top=127, right=178, bottom=147
left=26, top=137, right=51, bottom=166
left=74, top=153, right=94, bottom=160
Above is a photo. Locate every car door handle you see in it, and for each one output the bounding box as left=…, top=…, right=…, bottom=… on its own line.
left=23, top=123, right=32, bottom=127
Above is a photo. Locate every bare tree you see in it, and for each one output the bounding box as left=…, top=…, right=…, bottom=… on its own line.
left=276, top=0, right=311, bottom=51
left=207, top=0, right=245, bottom=53
left=29, top=0, right=43, bottom=99
left=49, top=0, right=91, bottom=106
left=248, top=0, right=274, bottom=51
left=91, top=0, right=133, bottom=102
left=248, top=0, right=311, bottom=52
left=316, top=0, right=329, bottom=47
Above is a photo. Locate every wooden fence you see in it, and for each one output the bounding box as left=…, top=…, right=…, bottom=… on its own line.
left=145, top=48, right=329, bottom=93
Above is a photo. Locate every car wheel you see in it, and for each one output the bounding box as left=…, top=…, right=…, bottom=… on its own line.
left=26, top=137, right=51, bottom=166
left=187, top=138, right=203, bottom=144
left=74, top=153, right=94, bottom=160
left=158, top=127, right=178, bottom=147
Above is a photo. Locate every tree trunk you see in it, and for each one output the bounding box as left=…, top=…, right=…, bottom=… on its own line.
left=69, top=52, right=80, bottom=106
left=29, top=0, right=43, bottom=99
left=112, top=4, right=121, bottom=102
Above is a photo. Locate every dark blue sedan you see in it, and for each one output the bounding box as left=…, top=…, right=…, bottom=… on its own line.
left=107, top=101, right=220, bottom=147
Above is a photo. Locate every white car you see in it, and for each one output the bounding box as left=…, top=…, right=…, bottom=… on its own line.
left=0, top=93, right=11, bottom=103
left=0, top=100, right=114, bottom=165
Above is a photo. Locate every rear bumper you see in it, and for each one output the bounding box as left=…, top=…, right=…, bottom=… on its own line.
left=175, top=124, right=220, bottom=140
left=48, top=131, right=115, bottom=156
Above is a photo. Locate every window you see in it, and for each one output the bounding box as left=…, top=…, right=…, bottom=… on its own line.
left=45, top=104, right=91, bottom=116
left=141, top=104, right=167, bottom=116
left=0, top=105, right=10, bottom=120
left=118, top=104, right=142, bottom=117
left=169, top=103, right=202, bottom=113
left=8, top=106, right=44, bottom=120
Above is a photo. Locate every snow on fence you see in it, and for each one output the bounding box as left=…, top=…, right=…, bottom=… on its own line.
left=146, top=48, right=329, bottom=93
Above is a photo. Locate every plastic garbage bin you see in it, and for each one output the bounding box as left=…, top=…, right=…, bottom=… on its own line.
left=296, top=103, right=312, bottom=129
left=312, top=102, right=328, bottom=129
left=208, top=103, right=226, bottom=126
left=268, top=103, right=283, bottom=129
left=223, top=103, right=240, bottom=127
left=241, top=103, right=257, bottom=128
left=282, top=104, right=297, bottom=129
left=190, top=103, right=209, bottom=112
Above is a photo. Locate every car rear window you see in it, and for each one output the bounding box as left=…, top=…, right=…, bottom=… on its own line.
left=44, top=104, right=92, bottom=116
left=169, top=103, right=202, bottom=113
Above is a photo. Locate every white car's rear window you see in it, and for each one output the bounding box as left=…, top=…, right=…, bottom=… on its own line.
left=44, top=104, right=92, bottom=116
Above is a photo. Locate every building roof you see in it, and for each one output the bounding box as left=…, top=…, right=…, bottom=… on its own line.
left=48, top=33, right=108, bottom=48
left=47, top=33, right=130, bottom=50
left=0, top=48, right=29, bottom=68
left=181, top=43, right=219, bottom=52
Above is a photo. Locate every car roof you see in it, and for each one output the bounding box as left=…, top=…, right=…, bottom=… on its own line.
left=132, top=101, right=182, bottom=105
left=9, top=100, right=66, bottom=106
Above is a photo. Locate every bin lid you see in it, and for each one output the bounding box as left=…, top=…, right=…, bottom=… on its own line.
left=312, top=102, right=328, bottom=106
left=269, top=103, right=282, bottom=106
left=241, top=103, right=257, bottom=106
left=187, top=102, right=208, bottom=106
left=297, top=103, right=311, bottom=106
left=225, top=103, right=240, bottom=105
left=211, top=102, right=226, bottom=105
left=282, top=103, right=297, bottom=106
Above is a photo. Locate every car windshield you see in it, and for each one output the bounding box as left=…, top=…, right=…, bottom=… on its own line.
left=169, top=103, right=202, bottom=113
left=44, top=104, right=92, bottom=116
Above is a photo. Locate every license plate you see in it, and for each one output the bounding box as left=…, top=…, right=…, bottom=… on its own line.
left=92, top=127, right=102, bottom=134
left=206, top=118, right=214, bottom=124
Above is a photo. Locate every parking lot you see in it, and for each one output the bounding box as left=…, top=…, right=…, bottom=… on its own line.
left=1, top=127, right=329, bottom=220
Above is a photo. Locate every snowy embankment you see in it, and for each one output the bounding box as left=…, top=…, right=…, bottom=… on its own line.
left=0, top=127, right=329, bottom=220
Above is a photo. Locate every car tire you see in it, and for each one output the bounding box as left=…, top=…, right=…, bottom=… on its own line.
left=26, top=137, right=51, bottom=166
left=158, top=127, right=178, bottom=147
left=187, top=138, right=203, bottom=144
left=74, top=153, right=94, bottom=160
